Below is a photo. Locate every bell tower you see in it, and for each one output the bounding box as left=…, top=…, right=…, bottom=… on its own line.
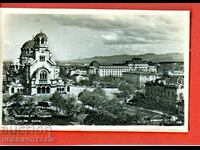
left=34, top=30, right=48, bottom=48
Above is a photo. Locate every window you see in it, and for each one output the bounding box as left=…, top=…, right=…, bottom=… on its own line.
left=67, top=86, right=70, bottom=92
left=40, top=56, right=45, bottom=61
left=36, top=38, right=40, bottom=44
left=41, top=38, right=45, bottom=44
left=168, top=91, right=170, bottom=97
left=46, top=87, right=50, bottom=93
left=37, top=87, right=41, bottom=94
left=172, top=91, right=175, bottom=97
left=11, top=87, right=14, bottom=93
left=42, top=87, right=45, bottom=94
left=40, top=71, right=47, bottom=80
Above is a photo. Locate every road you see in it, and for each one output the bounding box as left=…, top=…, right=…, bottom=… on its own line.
left=123, top=103, right=169, bottom=117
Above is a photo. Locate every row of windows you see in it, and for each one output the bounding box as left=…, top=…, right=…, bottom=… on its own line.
left=99, top=67, right=130, bottom=69
left=57, top=86, right=70, bottom=92
left=37, top=87, right=50, bottom=94
left=101, top=72, right=122, bottom=75
left=57, top=87, right=65, bottom=91
left=101, top=69, right=130, bottom=72
left=35, top=38, right=47, bottom=44
left=11, top=88, right=23, bottom=93
left=147, top=88, right=176, bottom=98
left=24, top=50, right=32, bottom=54
left=101, top=74, right=122, bottom=77
left=40, top=56, right=45, bottom=61
left=40, top=71, right=47, bottom=80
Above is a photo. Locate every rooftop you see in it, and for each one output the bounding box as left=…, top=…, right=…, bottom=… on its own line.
left=146, top=76, right=184, bottom=88
left=21, top=40, right=35, bottom=49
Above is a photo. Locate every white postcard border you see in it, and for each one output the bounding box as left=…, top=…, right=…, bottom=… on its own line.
left=0, top=8, right=190, bottom=132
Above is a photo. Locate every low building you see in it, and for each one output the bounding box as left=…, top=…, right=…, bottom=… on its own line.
left=76, top=75, right=89, bottom=83
left=148, top=62, right=157, bottom=73
left=70, top=68, right=88, bottom=76
left=168, top=70, right=184, bottom=76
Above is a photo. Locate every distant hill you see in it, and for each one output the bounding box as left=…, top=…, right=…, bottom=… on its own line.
left=57, top=53, right=184, bottom=65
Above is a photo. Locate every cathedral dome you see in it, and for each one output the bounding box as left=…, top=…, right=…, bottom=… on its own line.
left=34, top=32, right=48, bottom=39
left=22, top=40, right=35, bottom=49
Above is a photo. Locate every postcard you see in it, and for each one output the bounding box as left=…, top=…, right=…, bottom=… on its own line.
left=0, top=8, right=190, bottom=132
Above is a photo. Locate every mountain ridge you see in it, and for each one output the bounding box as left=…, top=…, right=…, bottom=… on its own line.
left=57, top=53, right=184, bottom=65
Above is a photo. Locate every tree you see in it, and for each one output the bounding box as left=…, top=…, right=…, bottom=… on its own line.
left=79, top=80, right=91, bottom=86
left=103, top=98, right=134, bottom=125
left=78, top=89, right=94, bottom=107
left=103, top=98, right=124, bottom=115
left=62, top=96, right=77, bottom=118
left=8, top=93, right=25, bottom=103
left=93, top=87, right=106, bottom=97
left=49, top=91, right=64, bottom=112
left=89, top=74, right=98, bottom=81
left=3, top=94, right=10, bottom=103
left=118, top=81, right=135, bottom=101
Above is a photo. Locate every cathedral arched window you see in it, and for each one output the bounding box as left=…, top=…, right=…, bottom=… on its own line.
left=11, top=87, right=14, bottom=93
left=41, top=38, right=45, bottom=44
left=36, top=38, right=40, bottom=44
left=46, top=87, right=50, bottom=93
left=67, top=86, right=70, bottom=92
left=37, top=87, right=41, bottom=94
left=42, top=87, right=45, bottom=94
left=40, top=71, right=47, bottom=80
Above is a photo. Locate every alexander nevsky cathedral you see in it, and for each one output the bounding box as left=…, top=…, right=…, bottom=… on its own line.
left=7, top=31, right=68, bottom=95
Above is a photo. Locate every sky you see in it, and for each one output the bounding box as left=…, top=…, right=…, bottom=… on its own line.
left=1, top=9, right=189, bottom=61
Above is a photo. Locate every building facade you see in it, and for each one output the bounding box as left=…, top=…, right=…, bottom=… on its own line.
left=98, top=65, right=131, bottom=77
left=145, top=76, right=184, bottom=113
left=88, top=58, right=157, bottom=77
left=7, top=31, right=68, bottom=95
left=123, top=72, right=162, bottom=88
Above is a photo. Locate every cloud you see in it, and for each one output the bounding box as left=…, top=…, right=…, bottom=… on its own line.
left=3, top=12, right=187, bottom=60
left=49, top=14, right=182, bottom=31
left=15, top=13, right=184, bottom=46
left=47, top=14, right=185, bottom=45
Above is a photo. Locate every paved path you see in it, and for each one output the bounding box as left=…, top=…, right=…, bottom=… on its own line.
left=123, top=104, right=170, bottom=117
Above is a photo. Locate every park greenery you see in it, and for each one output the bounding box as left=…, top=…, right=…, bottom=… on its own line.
left=2, top=87, right=138, bottom=125
left=78, top=87, right=134, bottom=125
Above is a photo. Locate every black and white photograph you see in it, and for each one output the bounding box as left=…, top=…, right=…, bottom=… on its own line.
left=0, top=8, right=190, bottom=132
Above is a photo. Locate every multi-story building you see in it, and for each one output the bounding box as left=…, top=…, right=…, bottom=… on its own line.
left=123, top=72, right=162, bottom=88
left=98, top=65, right=131, bottom=77
left=88, top=58, right=157, bottom=77
left=145, top=75, right=184, bottom=113
left=7, top=31, right=68, bottom=95
left=88, top=61, right=100, bottom=75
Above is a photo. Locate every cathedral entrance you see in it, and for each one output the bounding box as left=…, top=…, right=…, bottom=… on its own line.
left=37, top=86, right=51, bottom=94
